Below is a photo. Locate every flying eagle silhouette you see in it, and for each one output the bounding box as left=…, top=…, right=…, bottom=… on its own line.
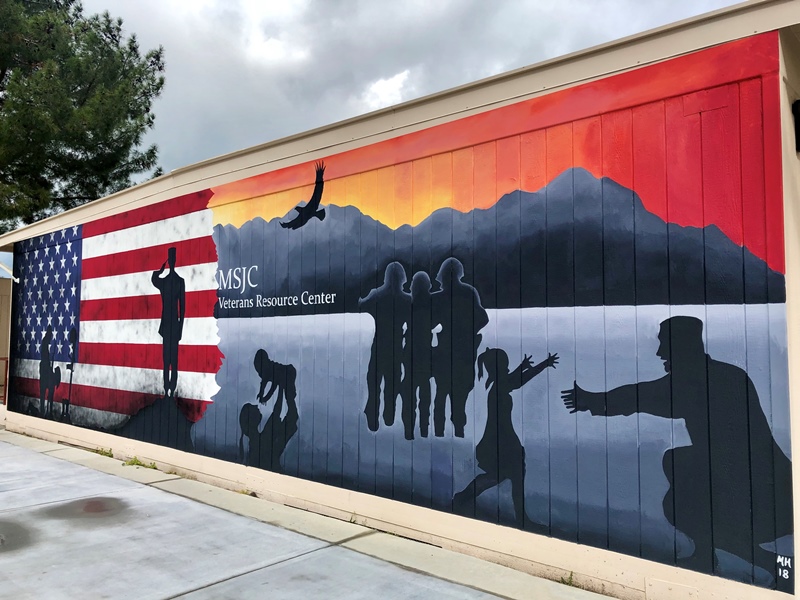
left=280, top=161, right=326, bottom=230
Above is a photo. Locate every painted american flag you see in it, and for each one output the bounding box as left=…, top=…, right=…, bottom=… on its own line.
left=10, top=190, right=221, bottom=428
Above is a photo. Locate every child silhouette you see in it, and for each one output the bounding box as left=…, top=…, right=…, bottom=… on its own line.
left=253, top=348, right=296, bottom=407
left=453, top=348, right=558, bottom=527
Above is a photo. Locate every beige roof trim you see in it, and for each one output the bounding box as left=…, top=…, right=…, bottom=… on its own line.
left=2, top=0, right=800, bottom=251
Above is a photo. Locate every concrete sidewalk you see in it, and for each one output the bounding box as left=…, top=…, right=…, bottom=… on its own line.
left=0, top=427, right=607, bottom=599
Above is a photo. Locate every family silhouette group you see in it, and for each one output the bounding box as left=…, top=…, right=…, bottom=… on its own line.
left=359, top=258, right=490, bottom=440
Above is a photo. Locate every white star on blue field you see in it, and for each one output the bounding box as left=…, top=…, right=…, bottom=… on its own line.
left=12, top=227, right=82, bottom=363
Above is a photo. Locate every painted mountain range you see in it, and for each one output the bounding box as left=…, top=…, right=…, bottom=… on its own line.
left=214, top=168, right=784, bottom=318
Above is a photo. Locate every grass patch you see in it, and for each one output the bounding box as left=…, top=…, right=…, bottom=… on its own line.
left=92, top=448, right=114, bottom=458
left=123, top=456, right=157, bottom=469
left=560, top=572, right=577, bottom=587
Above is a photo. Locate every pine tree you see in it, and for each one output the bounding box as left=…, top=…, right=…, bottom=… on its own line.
left=0, top=0, right=165, bottom=230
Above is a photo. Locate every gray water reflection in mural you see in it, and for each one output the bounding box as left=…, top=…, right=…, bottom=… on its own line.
left=194, top=303, right=791, bottom=586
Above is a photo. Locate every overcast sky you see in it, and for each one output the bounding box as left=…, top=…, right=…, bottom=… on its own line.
left=76, top=0, right=743, bottom=176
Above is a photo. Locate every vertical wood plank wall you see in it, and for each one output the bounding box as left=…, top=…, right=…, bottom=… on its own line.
left=6, top=33, right=793, bottom=594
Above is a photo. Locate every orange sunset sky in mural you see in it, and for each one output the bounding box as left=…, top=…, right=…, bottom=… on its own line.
left=209, top=126, right=609, bottom=230
left=208, top=32, right=784, bottom=272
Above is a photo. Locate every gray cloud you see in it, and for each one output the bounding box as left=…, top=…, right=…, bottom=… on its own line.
left=81, top=0, right=739, bottom=174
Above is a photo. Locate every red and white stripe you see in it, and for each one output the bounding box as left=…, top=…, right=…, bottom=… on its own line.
left=15, top=190, right=222, bottom=423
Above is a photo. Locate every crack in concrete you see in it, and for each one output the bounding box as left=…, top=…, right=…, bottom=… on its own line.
left=164, top=544, right=339, bottom=599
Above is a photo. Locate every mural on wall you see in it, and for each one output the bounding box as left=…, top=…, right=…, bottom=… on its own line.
left=7, top=32, right=793, bottom=591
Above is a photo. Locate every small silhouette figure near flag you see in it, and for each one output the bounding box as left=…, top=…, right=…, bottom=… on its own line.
left=38, top=325, right=61, bottom=419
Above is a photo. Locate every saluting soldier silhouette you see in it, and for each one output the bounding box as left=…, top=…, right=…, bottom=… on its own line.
left=151, top=247, right=185, bottom=399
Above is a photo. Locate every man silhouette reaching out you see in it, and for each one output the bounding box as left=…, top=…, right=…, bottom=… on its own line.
left=562, top=316, right=792, bottom=581
left=152, top=247, right=185, bottom=399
